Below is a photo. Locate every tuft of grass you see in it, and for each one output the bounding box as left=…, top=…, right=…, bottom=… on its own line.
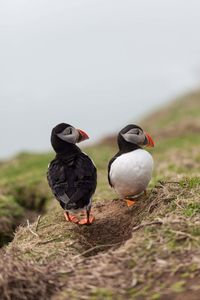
left=183, top=203, right=200, bottom=217
left=170, top=281, right=186, bottom=293
left=90, top=288, right=114, bottom=300
left=151, top=293, right=161, bottom=300
left=180, top=177, right=200, bottom=189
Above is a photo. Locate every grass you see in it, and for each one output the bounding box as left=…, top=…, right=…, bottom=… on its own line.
left=153, top=133, right=200, bottom=153
left=0, top=90, right=200, bottom=299
left=0, top=195, right=24, bottom=246
left=0, top=153, right=55, bottom=244
left=90, top=288, right=114, bottom=300
left=142, top=90, right=200, bottom=131
left=183, top=203, right=200, bottom=217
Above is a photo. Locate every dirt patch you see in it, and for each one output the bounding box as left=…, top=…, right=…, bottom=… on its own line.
left=73, top=195, right=153, bottom=254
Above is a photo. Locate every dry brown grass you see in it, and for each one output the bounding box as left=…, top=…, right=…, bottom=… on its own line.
left=0, top=181, right=198, bottom=300
left=0, top=181, right=199, bottom=300
left=0, top=256, right=63, bottom=300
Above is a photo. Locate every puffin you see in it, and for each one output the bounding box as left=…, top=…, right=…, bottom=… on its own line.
left=108, top=124, right=154, bottom=206
left=47, top=123, right=97, bottom=225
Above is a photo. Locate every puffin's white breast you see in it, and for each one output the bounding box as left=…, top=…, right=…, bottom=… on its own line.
left=110, top=149, right=154, bottom=198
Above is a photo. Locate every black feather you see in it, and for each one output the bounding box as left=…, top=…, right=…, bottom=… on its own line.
left=47, top=151, right=97, bottom=211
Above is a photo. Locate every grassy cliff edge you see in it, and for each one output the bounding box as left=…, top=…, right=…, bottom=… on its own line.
left=0, top=90, right=200, bottom=300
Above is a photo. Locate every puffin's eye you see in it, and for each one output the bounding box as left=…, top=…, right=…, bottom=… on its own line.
left=62, top=127, right=72, bottom=135
left=135, top=130, right=140, bottom=135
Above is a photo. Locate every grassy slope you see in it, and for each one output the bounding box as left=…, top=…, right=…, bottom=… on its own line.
left=0, top=153, right=54, bottom=245
left=0, top=90, right=200, bottom=299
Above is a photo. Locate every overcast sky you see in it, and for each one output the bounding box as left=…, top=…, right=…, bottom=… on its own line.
left=0, top=0, right=200, bottom=158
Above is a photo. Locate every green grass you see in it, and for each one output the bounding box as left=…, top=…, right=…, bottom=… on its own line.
left=154, top=133, right=200, bottom=154
left=0, top=152, right=53, bottom=184
left=0, top=195, right=24, bottom=246
left=0, top=195, right=23, bottom=219
left=180, top=177, right=200, bottom=188
left=143, top=92, right=200, bottom=130
left=170, top=281, right=186, bottom=293
left=183, top=203, right=200, bottom=217
left=90, top=288, right=114, bottom=300
left=0, top=153, right=54, bottom=245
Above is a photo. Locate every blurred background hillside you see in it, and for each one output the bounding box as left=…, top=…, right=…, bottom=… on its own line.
left=1, top=0, right=200, bottom=158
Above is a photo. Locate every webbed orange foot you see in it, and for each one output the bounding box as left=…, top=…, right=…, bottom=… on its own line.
left=78, top=215, right=95, bottom=225
left=125, top=199, right=136, bottom=207
left=64, top=212, right=79, bottom=223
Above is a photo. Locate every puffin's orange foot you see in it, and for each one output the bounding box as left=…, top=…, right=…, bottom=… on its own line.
left=125, top=199, right=136, bottom=207
left=78, top=215, right=95, bottom=225
left=64, top=212, right=79, bottom=224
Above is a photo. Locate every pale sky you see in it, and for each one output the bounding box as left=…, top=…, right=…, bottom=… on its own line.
left=0, top=0, right=200, bottom=158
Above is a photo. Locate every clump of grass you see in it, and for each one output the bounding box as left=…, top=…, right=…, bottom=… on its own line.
left=180, top=177, right=200, bottom=189
left=0, top=195, right=24, bottom=246
left=90, top=288, right=114, bottom=300
left=170, top=281, right=186, bottom=293
left=183, top=203, right=200, bottom=217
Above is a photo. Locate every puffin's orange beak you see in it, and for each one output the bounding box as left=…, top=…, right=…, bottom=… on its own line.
left=77, top=129, right=89, bottom=142
left=144, top=132, right=155, bottom=147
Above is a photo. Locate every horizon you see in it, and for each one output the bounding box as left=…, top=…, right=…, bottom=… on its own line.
left=1, top=0, right=200, bottom=158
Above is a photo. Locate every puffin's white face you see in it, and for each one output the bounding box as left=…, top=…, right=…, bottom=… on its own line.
left=121, top=127, right=154, bottom=147
left=57, top=126, right=89, bottom=144
left=122, top=127, right=145, bottom=145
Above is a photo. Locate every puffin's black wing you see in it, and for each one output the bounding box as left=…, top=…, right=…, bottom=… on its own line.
left=69, top=154, right=97, bottom=205
left=47, top=154, right=97, bottom=210
left=47, top=160, right=71, bottom=206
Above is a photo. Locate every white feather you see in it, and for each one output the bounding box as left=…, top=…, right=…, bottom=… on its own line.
left=110, top=149, right=154, bottom=198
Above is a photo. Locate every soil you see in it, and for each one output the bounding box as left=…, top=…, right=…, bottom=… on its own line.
left=73, top=194, right=152, bottom=254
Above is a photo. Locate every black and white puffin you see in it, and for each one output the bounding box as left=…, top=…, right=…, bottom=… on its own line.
left=108, top=124, right=154, bottom=206
left=47, top=123, right=97, bottom=225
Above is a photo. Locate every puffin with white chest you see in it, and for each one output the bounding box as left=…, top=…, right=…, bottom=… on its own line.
left=108, top=124, right=154, bottom=206
left=47, top=123, right=97, bottom=225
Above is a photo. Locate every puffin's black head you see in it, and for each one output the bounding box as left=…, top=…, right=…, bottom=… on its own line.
left=118, top=124, right=154, bottom=152
left=51, top=123, right=89, bottom=153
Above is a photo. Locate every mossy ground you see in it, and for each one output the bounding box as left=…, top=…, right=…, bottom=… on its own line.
left=0, top=90, right=200, bottom=299
left=0, top=153, right=54, bottom=244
